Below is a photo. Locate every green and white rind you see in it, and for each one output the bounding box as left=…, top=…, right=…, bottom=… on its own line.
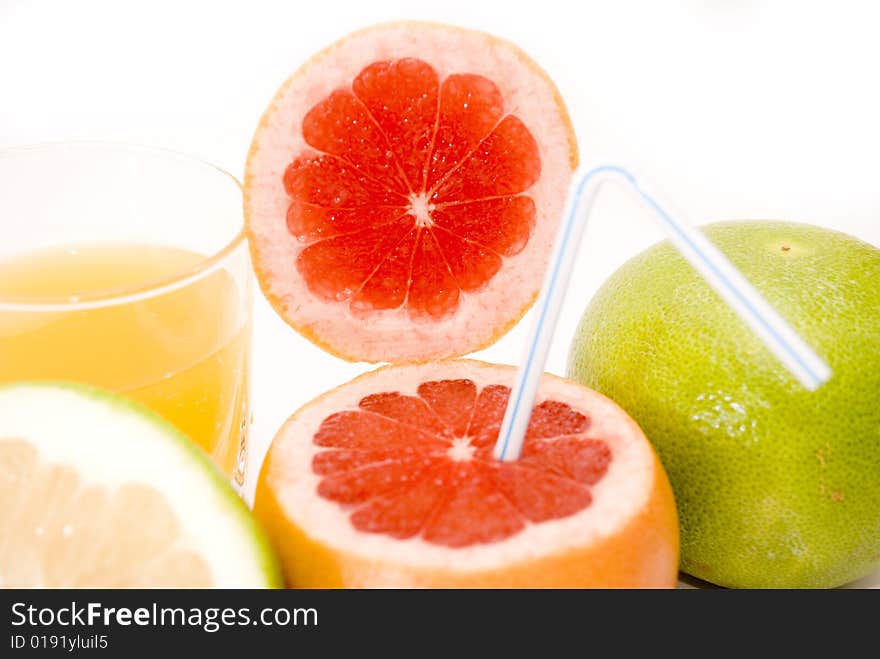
left=567, top=221, right=880, bottom=588
left=0, top=382, right=282, bottom=588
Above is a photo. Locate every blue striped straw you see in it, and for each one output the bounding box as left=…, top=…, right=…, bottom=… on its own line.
left=494, top=164, right=832, bottom=462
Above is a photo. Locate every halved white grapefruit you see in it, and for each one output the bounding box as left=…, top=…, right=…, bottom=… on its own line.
left=0, top=383, right=280, bottom=587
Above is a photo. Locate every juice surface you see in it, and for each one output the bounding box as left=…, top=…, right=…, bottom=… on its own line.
left=0, top=244, right=250, bottom=482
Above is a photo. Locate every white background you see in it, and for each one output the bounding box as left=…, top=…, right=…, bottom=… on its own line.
left=2, top=0, right=879, bottom=584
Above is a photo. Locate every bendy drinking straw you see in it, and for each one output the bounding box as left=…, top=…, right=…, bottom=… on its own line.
left=494, top=164, right=833, bottom=462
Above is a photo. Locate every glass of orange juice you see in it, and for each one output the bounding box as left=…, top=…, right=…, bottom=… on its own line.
left=0, top=143, right=252, bottom=487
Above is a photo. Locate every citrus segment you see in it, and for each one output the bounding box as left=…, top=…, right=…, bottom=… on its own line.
left=416, top=379, right=476, bottom=436
left=0, top=383, right=280, bottom=588
left=428, top=73, right=504, bottom=189
left=431, top=196, right=536, bottom=257
left=351, top=58, right=440, bottom=189
left=255, top=360, right=679, bottom=588
left=430, top=116, right=541, bottom=202
left=296, top=217, right=414, bottom=303
left=245, top=22, right=578, bottom=362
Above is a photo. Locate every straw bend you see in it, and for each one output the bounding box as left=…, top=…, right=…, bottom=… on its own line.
left=493, top=164, right=832, bottom=462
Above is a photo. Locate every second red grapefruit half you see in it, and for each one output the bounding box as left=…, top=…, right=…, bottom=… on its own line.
left=245, top=22, right=578, bottom=362
left=255, top=360, right=679, bottom=588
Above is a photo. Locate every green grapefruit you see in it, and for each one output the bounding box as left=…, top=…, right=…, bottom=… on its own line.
left=567, top=221, right=880, bottom=588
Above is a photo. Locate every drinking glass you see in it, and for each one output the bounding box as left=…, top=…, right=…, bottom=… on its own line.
left=0, top=143, right=252, bottom=487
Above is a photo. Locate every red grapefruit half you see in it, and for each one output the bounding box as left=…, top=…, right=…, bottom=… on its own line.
left=255, top=361, right=679, bottom=588
left=244, top=22, right=578, bottom=362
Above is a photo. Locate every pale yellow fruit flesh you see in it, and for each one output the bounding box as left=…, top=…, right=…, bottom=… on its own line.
left=0, top=437, right=211, bottom=587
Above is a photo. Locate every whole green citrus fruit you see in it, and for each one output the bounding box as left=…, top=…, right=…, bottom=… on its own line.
left=567, top=221, right=880, bottom=588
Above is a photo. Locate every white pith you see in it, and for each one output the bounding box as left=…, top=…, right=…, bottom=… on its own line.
left=263, top=361, right=657, bottom=581
left=245, top=22, right=576, bottom=362
left=446, top=436, right=475, bottom=462
left=409, top=193, right=434, bottom=228
left=0, top=385, right=270, bottom=587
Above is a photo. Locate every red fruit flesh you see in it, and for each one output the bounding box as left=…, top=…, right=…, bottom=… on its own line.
left=286, top=59, right=541, bottom=321
left=312, top=379, right=612, bottom=548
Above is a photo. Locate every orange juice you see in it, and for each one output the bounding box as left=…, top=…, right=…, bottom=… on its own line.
left=0, top=243, right=250, bottom=483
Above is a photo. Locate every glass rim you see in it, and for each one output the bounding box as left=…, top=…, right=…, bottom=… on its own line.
left=0, top=141, right=247, bottom=312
